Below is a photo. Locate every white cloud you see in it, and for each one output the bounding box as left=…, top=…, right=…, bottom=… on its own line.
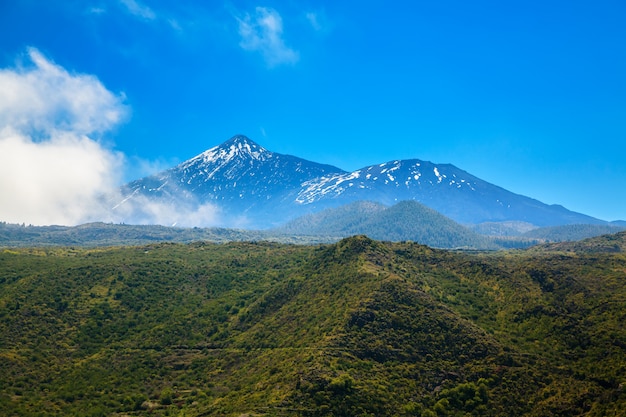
left=0, top=48, right=127, bottom=137
left=119, top=0, right=156, bottom=20
left=111, top=196, right=221, bottom=227
left=0, top=48, right=128, bottom=226
left=0, top=48, right=227, bottom=228
left=167, top=18, right=183, bottom=32
left=306, top=12, right=322, bottom=31
left=125, top=155, right=179, bottom=180
left=0, top=129, right=124, bottom=225
left=237, top=7, right=299, bottom=67
left=305, top=9, right=332, bottom=34
left=89, top=7, right=107, bottom=15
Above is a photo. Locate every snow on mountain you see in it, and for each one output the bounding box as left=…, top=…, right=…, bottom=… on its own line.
left=177, top=135, right=273, bottom=180
left=112, top=135, right=346, bottom=227
left=296, top=160, right=478, bottom=204
left=111, top=135, right=606, bottom=228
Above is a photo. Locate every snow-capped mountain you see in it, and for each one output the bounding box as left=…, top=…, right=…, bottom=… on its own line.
left=295, top=159, right=603, bottom=226
left=113, top=135, right=346, bottom=226
left=112, top=135, right=604, bottom=228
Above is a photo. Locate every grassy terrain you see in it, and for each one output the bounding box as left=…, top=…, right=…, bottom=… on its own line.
left=0, top=234, right=625, bottom=416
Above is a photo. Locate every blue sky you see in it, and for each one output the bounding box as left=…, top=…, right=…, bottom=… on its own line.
left=0, top=0, right=625, bottom=224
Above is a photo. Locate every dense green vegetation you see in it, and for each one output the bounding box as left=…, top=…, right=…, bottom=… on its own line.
left=470, top=222, right=626, bottom=245
left=523, top=224, right=626, bottom=242
left=275, top=200, right=498, bottom=249
left=1, top=234, right=625, bottom=416
left=0, top=222, right=335, bottom=248
left=528, top=230, right=626, bottom=253
left=470, top=221, right=538, bottom=236
left=3, top=208, right=623, bottom=250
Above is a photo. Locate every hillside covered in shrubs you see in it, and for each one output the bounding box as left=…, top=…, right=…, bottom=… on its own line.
left=1, top=234, right=625, bottom=416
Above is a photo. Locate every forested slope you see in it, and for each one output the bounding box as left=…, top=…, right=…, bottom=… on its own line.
left=275, top=200, right=497, bottom=249
left=0, top=235, right=625, bottom=416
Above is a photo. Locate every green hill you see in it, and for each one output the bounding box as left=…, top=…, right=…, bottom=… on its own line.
left=522, top=224, right=626, bottom=242
left=527, top=230, right=626, bottom=253
left=276, top=200, right=497, bottom=249
left=1, top=236, right=625, bottom=416
left=7, top=210, right=618, bottom=250
left=0, top=221, right=271, bottom=247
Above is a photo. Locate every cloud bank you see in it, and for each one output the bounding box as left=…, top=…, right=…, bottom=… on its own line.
left=0, top=49, right=128, bottom=225
left=237, top=7, right=299, bottom=67
left=0, top=48, right=223, bottom=227
left=111, top=196, right=222, bottom=228
left=0, top=48, right=127, bottom=137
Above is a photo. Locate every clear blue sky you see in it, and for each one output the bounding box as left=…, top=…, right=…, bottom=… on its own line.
left=0, top=0, right=625, bottom=224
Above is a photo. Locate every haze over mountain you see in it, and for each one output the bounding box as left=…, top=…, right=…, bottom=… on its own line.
left=112, top=135, right=607, bottom=229
left=274, top=200, right=497, bottom=249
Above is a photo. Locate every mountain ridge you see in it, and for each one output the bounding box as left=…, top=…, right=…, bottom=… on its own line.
left=111, top=135, right=609, bottom=228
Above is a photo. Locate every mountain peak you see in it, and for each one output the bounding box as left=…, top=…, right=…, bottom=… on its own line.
left=185, top=135, right=271, bottom=168
left=218, top=134, right=268, bottom=156
left=222, top=134, right=260, bottom=148
left=117, top=134, right=604, bottom=229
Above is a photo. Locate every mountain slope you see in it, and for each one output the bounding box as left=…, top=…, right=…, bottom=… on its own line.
left=113, top=135, right=346, bottom=227
left=274, top=200, right=386, bottom=237
left=276, top=200, right=497, bottom=249
left=527, top=230, right=626, bottom=253
left=0, top=221, right=274, bottom=247
left=522, top=224, right=626, bottom=242
left=1, top=236, right=625, bottom=415
left=111, top=135, right=606, bottom=228
left=296, top=159, right=604, bottom=226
